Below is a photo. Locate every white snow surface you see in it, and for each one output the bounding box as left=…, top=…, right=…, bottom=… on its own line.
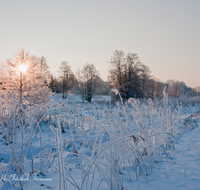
left=131, top=121, right=200, bottom=190
left=0, top=93, right=200, bottom=190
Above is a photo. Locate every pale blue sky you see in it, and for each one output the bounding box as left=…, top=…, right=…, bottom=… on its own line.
left=0, top=0, right=199, bottom=87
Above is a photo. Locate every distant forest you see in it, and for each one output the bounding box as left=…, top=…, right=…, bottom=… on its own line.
left=48, top=50, right=199, bottom=100
left=1, top=49, right=198, bottom=103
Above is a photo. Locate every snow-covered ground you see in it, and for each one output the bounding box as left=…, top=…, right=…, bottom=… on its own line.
left=129, top=117, right=200, bottom=190
left=0, top=93, right=199, bottom=190
left=50, top=93, right=110, bottom=105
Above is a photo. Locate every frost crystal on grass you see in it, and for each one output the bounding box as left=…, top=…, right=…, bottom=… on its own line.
left=111, top=88, right=119, bottom=95
left=0, top=92, right=199, bottom=190
left=128, top=98, right=135, bottom=104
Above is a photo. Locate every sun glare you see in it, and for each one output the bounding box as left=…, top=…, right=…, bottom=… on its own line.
left=19, top=64, right=27, bottom=73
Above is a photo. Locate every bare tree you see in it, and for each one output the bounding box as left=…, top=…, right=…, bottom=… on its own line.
left=49, top=74, right=60, bottom=93
left=58, top=61, right=74, bottom=98
left=108, top=50, right=152, bottom=99
left=0, top=49, right=52, bottom=107
left=152, top=77, right=164, bottom=98
left=108, top=50, right=125, bottom=88
left=123, top=53, right=143, bottom=98
left=139, top=64, right=151, bottom=98
left=166, top=80, right=185, bottom=98
left=37, top=56, right=51, bottom=85
left=75, top=63, right=100, bottom=102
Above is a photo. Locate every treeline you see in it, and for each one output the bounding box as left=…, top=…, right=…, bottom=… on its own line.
left=4, top=50, right=197, bottom=102
left=45, top=50, right=200, bottom=101
left=48, top=61, right=110, bottom=102
left=107, top=50, right=198, bottom=100
left=108, top=50, right=156, bottom=99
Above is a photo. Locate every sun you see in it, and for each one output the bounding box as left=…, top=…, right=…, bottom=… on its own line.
left=19, top=64, right=27, bottom=73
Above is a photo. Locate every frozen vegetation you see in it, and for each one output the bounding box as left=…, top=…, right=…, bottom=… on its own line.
left=0, top=89, right=200, bottom=190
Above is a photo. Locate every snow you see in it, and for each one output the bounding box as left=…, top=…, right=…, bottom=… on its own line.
left=50, top=93, right=110, bottom=105
left=129, top=120, right=200, bottom=190
left=0, top=93, right=200, bottom=190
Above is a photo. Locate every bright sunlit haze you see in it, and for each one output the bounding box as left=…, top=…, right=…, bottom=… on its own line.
left=19, top=64, right=27, bottom=73
left=0, top=0, right=199, bottom=87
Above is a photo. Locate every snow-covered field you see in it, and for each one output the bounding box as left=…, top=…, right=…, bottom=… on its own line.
left=0, top=93, right=200, bottom=190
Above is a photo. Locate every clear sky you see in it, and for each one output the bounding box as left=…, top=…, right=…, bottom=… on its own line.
left=0, top=0, right=199, bottom=87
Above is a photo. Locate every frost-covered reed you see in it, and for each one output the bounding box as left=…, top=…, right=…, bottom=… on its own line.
left=1, top=88, right=198, bottom=190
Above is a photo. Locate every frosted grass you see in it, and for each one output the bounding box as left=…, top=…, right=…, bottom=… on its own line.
left=0, top=90, right=199, bottom=189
